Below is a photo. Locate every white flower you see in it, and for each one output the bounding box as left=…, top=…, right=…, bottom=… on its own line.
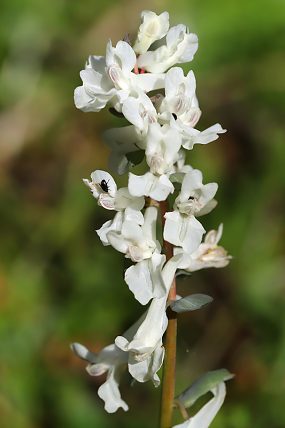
left=128, top=171, right=174, bottom=201
left=115, top=296, right=167, bottom=380
left=115, top=188, right=145, bottom=212
left=145, top=123, right=182, bottom=175
left=157, top=68, right=226, bottom=150
left=71, top=342, right=129, bottom=413
left=96, top=195, right=144, bottom=246
left=164, top=211, right=205, bottom=254
left=125, top=253, right=167, bottom=305
left=107, top=207, right=158, bottom=263
left=122, top=91, right=158, bottom=134
left=83, top=170, right=117, bottom=210
left=137, top=24, right=198, bottom=73
left=97, top=211, right=124, bottom=246
left=75, top=41, right=165, bottom=113
left=127, top=341, right=165, bottom=386
left=74, top=56, right=116, bottom=112
left=173, top=382, right=226, bottom=428
left=180, top=123, right=227, bottom=151
left=116, top=296, right=168, bottom=356
left=115, top=254, right=182, bottom=383
left=83, top=170, right=144, bottom=211
left=157, top=67, right=226, bottom=150
left=160, top=67, right=201, bottom=128
left=133, top=11, right=169, bottom=55
left=174, top=169, right=218, bottom=217
left=124, top=206, right=166, bottom=305
left=164, top=169, right=218, bottom=253
left=106, top=40, right=137, bottom=94
left=177, top=224, right=232, bottom=271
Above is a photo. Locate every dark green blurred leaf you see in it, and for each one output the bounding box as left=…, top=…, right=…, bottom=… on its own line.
left=126, top=149, right=145, bottom=166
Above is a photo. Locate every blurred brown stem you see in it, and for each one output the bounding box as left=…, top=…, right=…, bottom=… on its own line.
left=159, top=200, right=177, bottom=428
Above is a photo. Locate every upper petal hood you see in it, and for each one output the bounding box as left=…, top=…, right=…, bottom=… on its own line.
left=133, top=11, right=169, bottom=54
left=128, top=172, right=174, bottom=201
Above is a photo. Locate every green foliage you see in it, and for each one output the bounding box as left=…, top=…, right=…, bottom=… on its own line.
left=176, top=369, right=234, bottom=409
left=171, top=294, right=213, bottom=313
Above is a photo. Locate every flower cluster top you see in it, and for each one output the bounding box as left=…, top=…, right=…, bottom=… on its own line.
left=72, top=10, right=231, bottom=424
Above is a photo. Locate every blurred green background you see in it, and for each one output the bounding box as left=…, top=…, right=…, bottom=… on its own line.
left=0, top=0, right=285, bottom=427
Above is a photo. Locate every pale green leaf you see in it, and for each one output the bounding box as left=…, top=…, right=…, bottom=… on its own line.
left=170, top=294, right=213, bottom=313
left=175, top=369, right=234, bottom=409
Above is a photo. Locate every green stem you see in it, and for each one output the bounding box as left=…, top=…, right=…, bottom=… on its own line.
left=159, top=200, right=177, bottom=428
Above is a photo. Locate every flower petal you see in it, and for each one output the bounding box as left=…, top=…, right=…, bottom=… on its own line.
left=107, top=231, right=129, bottom=254
left=135, top=73, right=165, bottom=92
left=124, top=296, right=168, bottom=355
left=164, top=212, right=205, bottom=254
left=138, top=24, right=198, bottom=73
left=122, top=96, right=145, bottom=130
left=163, top=211, right=184, bottom=247
left=122, top=220, right=144, bottom=243
left=115, top=187, right=145, bottom=212
left=70, top=342, right=97, bottom=363
left=149, top=174, right=175, bottom=201
left=142, top=206, right=158, bottom=241
left=98, top=367, right=129, bottom=413
left=124, top=207, right=144, bottom=225
left=91, top=170, right=117, bottom=197
left=192, top=124, right=226, bottom=146
left=115, top=41, right=137, bottom=73
left=133, top=10, right=169, bottom=54
left=125, top=253, right=166, bottom=305
left=128, top=172, right=150, bottom=197
left=196, top=199, right=217, bottom=216
left=125, top=260, right=154, bottom=305
left=128, top=345, right=165, bottom=385
left=96, top=212, right=124, bottom=246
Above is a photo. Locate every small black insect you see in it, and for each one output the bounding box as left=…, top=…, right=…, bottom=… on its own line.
left=172, top=113, right=178, bottom=120
left=188, top=196, right=195, bottom=200
left=100, top=179, right=110, bottom=192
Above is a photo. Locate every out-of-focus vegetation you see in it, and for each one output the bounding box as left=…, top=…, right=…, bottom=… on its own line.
left=0, top=0, right=285, bottom=427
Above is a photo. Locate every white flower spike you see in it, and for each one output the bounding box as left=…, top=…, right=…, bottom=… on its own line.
left=74, top=8, right=231, bottom=420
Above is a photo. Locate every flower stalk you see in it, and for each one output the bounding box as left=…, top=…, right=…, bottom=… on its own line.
left=159, top=199, right=177, bottom=428
left=160, top=307, right=177, bottom=428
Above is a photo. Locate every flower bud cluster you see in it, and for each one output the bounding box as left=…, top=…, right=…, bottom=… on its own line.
left=72, top=10, right=231, bottom=421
